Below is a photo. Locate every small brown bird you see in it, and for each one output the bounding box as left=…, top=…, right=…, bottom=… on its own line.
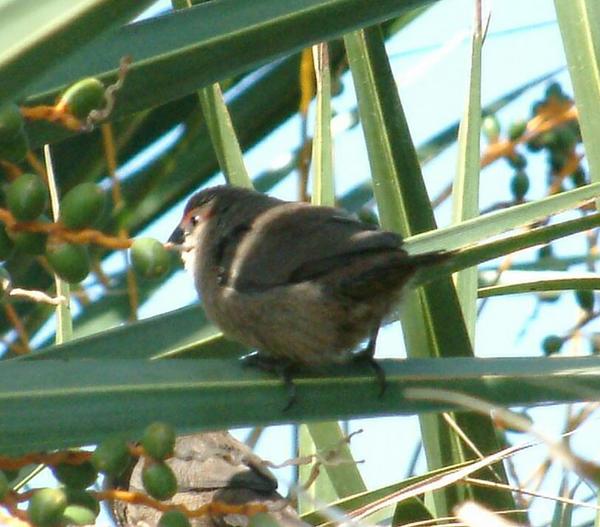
left=169, top=185, right=448, bottom=395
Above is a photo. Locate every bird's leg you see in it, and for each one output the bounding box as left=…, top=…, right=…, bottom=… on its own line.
left=214, top=224, right=251, bottom=286
left=240, top=352, right=298, bottom=410
left=353, top=325, right=386, bottom=397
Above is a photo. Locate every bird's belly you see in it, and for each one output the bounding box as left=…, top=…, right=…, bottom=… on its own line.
left=204, top=282, right=391, bottom=366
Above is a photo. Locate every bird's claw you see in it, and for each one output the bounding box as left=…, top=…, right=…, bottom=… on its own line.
left=240, top=352, right=297, bottom=410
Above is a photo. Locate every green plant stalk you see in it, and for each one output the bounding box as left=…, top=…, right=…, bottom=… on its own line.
left=311, top=42, right=335, bottom=205
left=298, top=422, right=366, bottom=514
left=452, top=2, right=483, bottom=342
left=413, top=211, right=600, bottom=287
left=197, top=84, right=252, bottom=189
left=405, top=181, right=600, bottom=255
left=2, top=355, right=600, bottom=455
left=554, top=0, right=600, bottom=206
left=43, top=145, right=72, bottom=344
left=478, top=277, right=600, bottom=298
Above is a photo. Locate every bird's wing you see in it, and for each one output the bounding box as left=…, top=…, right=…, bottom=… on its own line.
left=228, top=203, right=404, bottom=292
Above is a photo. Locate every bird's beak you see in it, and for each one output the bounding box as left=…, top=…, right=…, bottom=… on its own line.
left=168, top=225, right=185, bottom=245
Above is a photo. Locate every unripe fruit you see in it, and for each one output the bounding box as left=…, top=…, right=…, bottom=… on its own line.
left=159, top=510, right=192, bottom=527
left=575, top=289, right=595, bottom=313
left=62, top=489, right=100, bottom=525
left=542, top=335, right=563, bottom=355
left=508, top=119, right=527, bottom=141
left=61, top=504, right=97, bottom=526
left=9, top=229, right=48, bottom=255
left=0, top=130, right=29, bottom=163
left=481, top=114, right=501, bottom=142
left=142, top=422, right=176, bottom=460
left=545, top=82, right=565, bottom=101
left=46, top=241, right=90, bottom=283
left=59, top=78, right=105, bottom=120
left=52, top=461, right=97, bottom=490
left=571, top=167, right=587, bottom=187
left=507, top=153, right=527, bottom=170
left=510, top=171, right=530, bottom=201
left=0, top=225, right=14, bottom=261
left=0, top=103, right=24, bottom=141
left=60, top=183, right=105, bottom=229
left=91, top=435, right=131, bottom=477
left=525, top=135, right=544, bottom=152
left=142, top=461, right=177, bottom=501
left=6, top=173, right=47, bottom=221
left=28, top=488, right=67, bottom=527
left=131, top=238, right=170, bottom=280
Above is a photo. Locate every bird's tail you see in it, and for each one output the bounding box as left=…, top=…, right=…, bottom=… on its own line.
left=406, top=249, right=455, bottom=287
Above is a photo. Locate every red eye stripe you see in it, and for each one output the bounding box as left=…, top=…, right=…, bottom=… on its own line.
left=183, top=206, right=214, bottom=225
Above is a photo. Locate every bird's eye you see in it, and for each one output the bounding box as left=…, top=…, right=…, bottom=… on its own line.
left=190, top=215, right=200, bottom=226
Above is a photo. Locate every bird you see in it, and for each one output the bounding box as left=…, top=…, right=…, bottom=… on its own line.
left=109, top=431, right=306, bottom=527
left=168, top=185, right=449, bottom=402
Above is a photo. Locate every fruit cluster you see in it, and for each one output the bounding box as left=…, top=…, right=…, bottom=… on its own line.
left=0, top=172, right=173, bottom=285
left=481, top=82, right=582, bottom=205
left=0, top=422, right=193, bottom=527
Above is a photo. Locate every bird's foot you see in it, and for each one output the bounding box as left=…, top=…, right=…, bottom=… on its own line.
left=240, top=352, right=298, bottom=411
left=353, top=347, right=386, bottom=397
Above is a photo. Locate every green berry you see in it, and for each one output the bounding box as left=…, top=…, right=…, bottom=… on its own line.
left=1, top=469, right=19, bottom=483
left=570, top=166, right=587, bottom=187
left=508, top=119, right=527, bottom=141
left=553, top=127, right=578, bottom=153
left=542, top=335, right=563, bottom=355
left=506, top=152, right=527, bottom=170
left=159, top=510, right=192, bottom=527
left=28, top=488, right=67, bottom=527
left=9, top=229, right=48, bottom=255
left=6, top=173, right=47, bottom=221
left=575, top=290, right=595, bottom=312
left=59, top=78, right=105, bottom=120
left=142, top=461, right=177, bottom=501
left=131, top=237, right=171, bottom=280
left=510, top=171, right=530, bottom=201
left=539, top=131, right=557, bottom=149
left=64, top=488, right=99, bottom=515
left=61, top=504, right=98, bottom=526
left=0, top=470, right=9, bottom=500
left=91, top=435, right=132, bottom=477
left=481, top=114, right=501, bottom=142
left=525, top=135, right=544, bottom=152
left=0, top=103, right=24, bottom=141
left=142, top=422, right=176, bottom=461
left=60, top=182, right=106, bottom=229
left=549, top=151, right=567, bottom=173
left=0, top=129, right=28, bottom=163
left=46, top=241, right=90, bottom=283
left=545, top=82, right=565, bottom=101
left=52, top=461, right=97, bottom=490
left=62, top=488, right=99, bottom=525
left=0, top=224, right=14, bottom=261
